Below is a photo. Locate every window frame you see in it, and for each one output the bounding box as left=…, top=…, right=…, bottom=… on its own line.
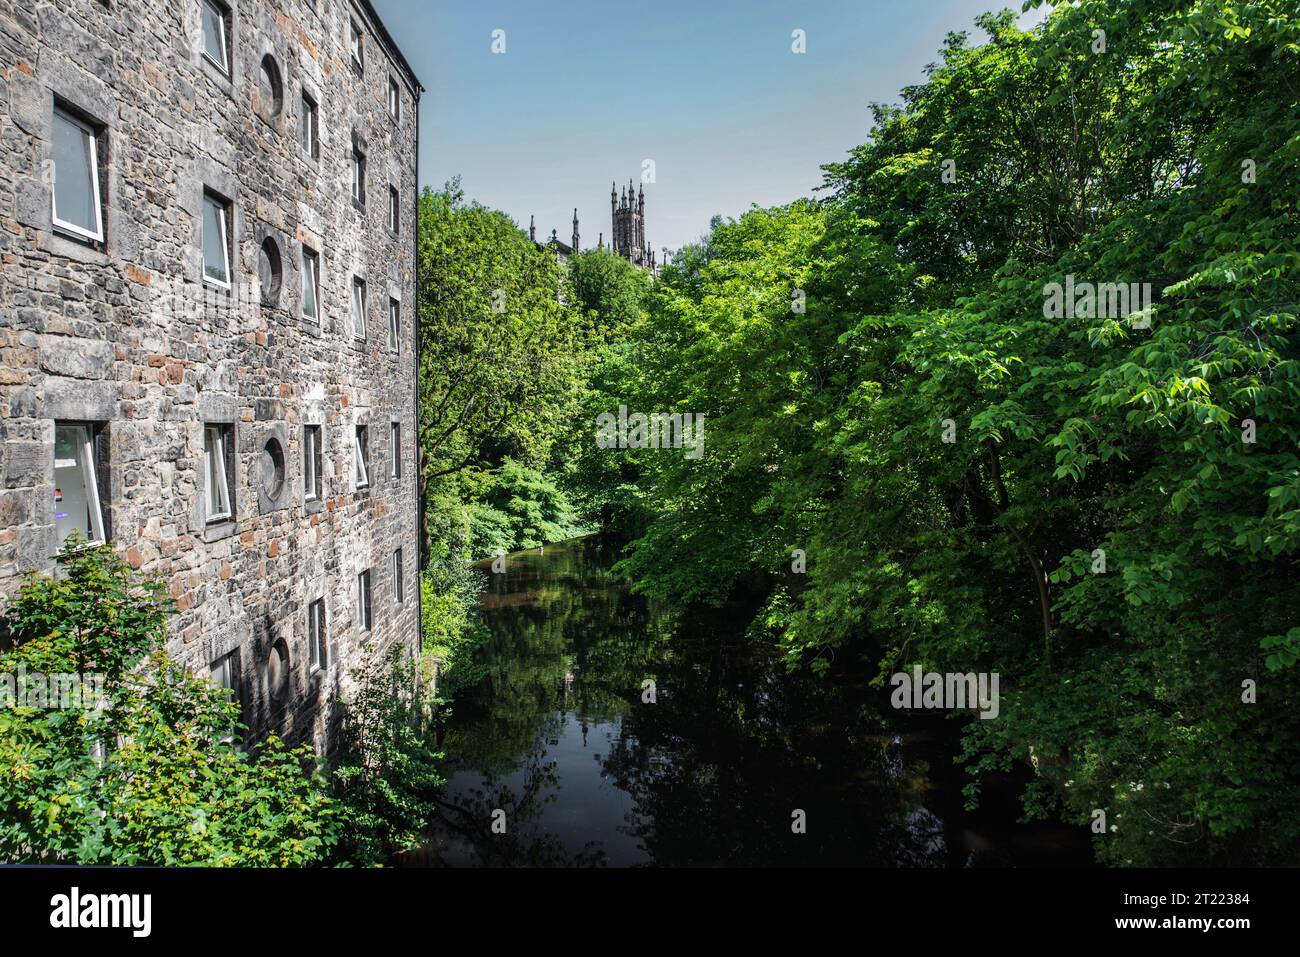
left=387, top=76, right=400, bottom=122
left=53, top=421, right=107, bottom=547
left=202, top=190, right=232, bottom=290
left=353, top=424, right=369, bottom=489
left=356, top=569, right=372, bottom=631
left=387, top=184, right=399, bottom=233
left=308, top=597, right=327, bottom=672
left=300, top=90, right=319, bottom=159
left=390, top=421, right=401, bottom=480
left=204, top=423, right=234, bottom=523
left=351, top=276, right=366, bottom=339
left=302, top=424, right=321, bottom=501
left=50, top=107, right=104, bottom=244
left=351, top=147, right=366, bottom=207
left=200, top=0, right=231, bottom=77
left=349, top=21, right=364, bottom=73
left=387, top=297, right=400, bottom=353
left=392, top=548, right=404, bottom=605
left=301, top=245, right=321, bottom=322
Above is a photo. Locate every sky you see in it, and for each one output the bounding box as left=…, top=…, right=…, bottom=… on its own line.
left=370, top=0, right=1050, bottom=254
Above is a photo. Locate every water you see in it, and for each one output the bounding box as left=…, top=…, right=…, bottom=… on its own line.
left=407, top=536, right=1090, bottom=867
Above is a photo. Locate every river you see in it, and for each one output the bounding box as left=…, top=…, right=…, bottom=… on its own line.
left=406, top=535, right=1090, bottom=867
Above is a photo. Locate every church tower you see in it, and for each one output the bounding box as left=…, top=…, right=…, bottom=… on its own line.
left=611, top=177, right=651, bottom=269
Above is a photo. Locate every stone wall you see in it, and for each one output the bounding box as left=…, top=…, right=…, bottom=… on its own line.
left=0, top=0, right=422, bottom=750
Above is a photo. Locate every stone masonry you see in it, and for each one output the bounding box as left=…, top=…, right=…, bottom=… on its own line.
left=0, top=0, right=422, bottom=750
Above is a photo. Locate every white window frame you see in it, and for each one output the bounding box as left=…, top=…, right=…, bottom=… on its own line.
left=388, top=185, right=399, bottom=232
left=351, top=277, right=366, bottom=339
left=390, top=421, right=401, bottom=479
left=51, top=109, right=104, bottom=243
left=350, top=22, right=364, bottom=72
left=303, top=424, right=319, bottom=501
left=309, top=598, right=326, bottom=672
left=54, top=422, right=106, bottom=546
left=301, top=246, right=320, bottom=321
left=387, top=297, right=399, bottom=352
left=351, top=149, right=365, bottom=205
left=388, top=77, right=400, bottom=121
left=353, top=425, right=369, bottom=489
left=392, top=548, right=403, bottom=605
left=300, top=91, right=318, bottom=158
left=200, top=0, right=231, bottom=76
left=356, top=570, right=372, bottom=631
left=202, top=191, right=231, bottom=289
left=204, top=424, right=232, bottom=523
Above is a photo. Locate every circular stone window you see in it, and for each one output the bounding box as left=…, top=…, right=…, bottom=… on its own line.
left=259, top=436, right=286, bottom=500
left=257, top=55, right=284, bottom=120
left=257, top=237, right=282, bottom=307
left=267, top=638, right=289, bottom=703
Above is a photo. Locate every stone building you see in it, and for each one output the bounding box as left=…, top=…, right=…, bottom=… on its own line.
left=0, top=0, right=422, bottom=751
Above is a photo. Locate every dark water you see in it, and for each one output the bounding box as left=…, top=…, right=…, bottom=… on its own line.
left=407, top=536, right=1090, bottom=867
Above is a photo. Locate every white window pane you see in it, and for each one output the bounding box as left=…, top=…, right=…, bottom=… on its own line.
left=352, top=282, right=365, bottom=337
left=205, top=426, right=231, bottom=520
left=302, top=252, right=318, bottom=319
left=203, top=196, right=229, bottom=285
left=202, top=1, right=227, bottom=70
left=52, top=112, right=100, bottom=239
left=54, top=424, right=103, bottom=545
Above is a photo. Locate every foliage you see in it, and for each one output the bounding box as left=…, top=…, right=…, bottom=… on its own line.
left=327, top=648, right=445, bottom=866
left=597, top=0, right=1300, bottom=866
left=0, top=542, right=336, bottom=865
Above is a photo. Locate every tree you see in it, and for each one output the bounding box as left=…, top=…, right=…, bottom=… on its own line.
left=0, top=542, right=336, bottom=865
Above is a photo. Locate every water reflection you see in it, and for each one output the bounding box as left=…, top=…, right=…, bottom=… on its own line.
left=408, top=536, right=1088, bottom=867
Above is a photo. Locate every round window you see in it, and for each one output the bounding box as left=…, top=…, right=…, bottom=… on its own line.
left=257, top=55, right=284, bottom=120
left=257, top=237, right=282, bottom=307
left=267, top=638, right=289, bottom=703
left=260, top=437, right=286, bottom=500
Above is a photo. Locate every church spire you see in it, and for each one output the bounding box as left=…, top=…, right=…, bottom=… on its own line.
left=529, top=214, right=535, bottom=243
left=572, top=208, right=579, bottom=251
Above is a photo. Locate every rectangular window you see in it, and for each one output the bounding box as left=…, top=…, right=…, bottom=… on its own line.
left=301, top=246, right=320, bottom=321
left=351, top=147, right=366, bottom=206
left=204, top=423, right=233, bottom=523
left=300, top=91, right=318, bottom=159
left=54, top=422, right=106, bottom=546
left=349, top=21, right=364, bottom=73
left=303, top=424, right=321, bottom=501
left=201, top=0, right=230, bottom=75
left=202, top=190, right=231, bottom=288
left=308, top=598, right=327, bottom=671
left=388, top=77, right=400, bottom=121
left=210, top=649, right=240, bottom=696
left=388, top=185, right=399, bottom=232
left=392, top=548, right=404, bottom=605
left=51, top=108, right=104, bottom=243
left=353, top=424, right=369, bottom=488
left=387, top=298, right=399, bottom=352
left=356, top=570, right=372, bottom=631
left=351, top=277, right=366, bottom=338
left=390, top=421, right=401, bottom=479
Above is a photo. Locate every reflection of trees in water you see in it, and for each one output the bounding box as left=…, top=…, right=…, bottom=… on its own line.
left=597, top=609, right=951, bottom=866
left=434, top=743, right=607, bottom=867
left=438, top=536, right=953, bottom=866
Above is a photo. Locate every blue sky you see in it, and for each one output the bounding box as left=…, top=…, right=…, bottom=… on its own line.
left=371, top=0, right=1049, bottom=253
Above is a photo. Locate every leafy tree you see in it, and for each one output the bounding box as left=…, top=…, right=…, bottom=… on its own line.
left=597, top=0, right=1300, bottom=866
left=0, top=542, right=336, bottom=865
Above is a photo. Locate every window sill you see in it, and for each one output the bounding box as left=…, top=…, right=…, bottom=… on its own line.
left=304, top=495, right=324, bottom=516
left=202, top=519, right=239, bottom=544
